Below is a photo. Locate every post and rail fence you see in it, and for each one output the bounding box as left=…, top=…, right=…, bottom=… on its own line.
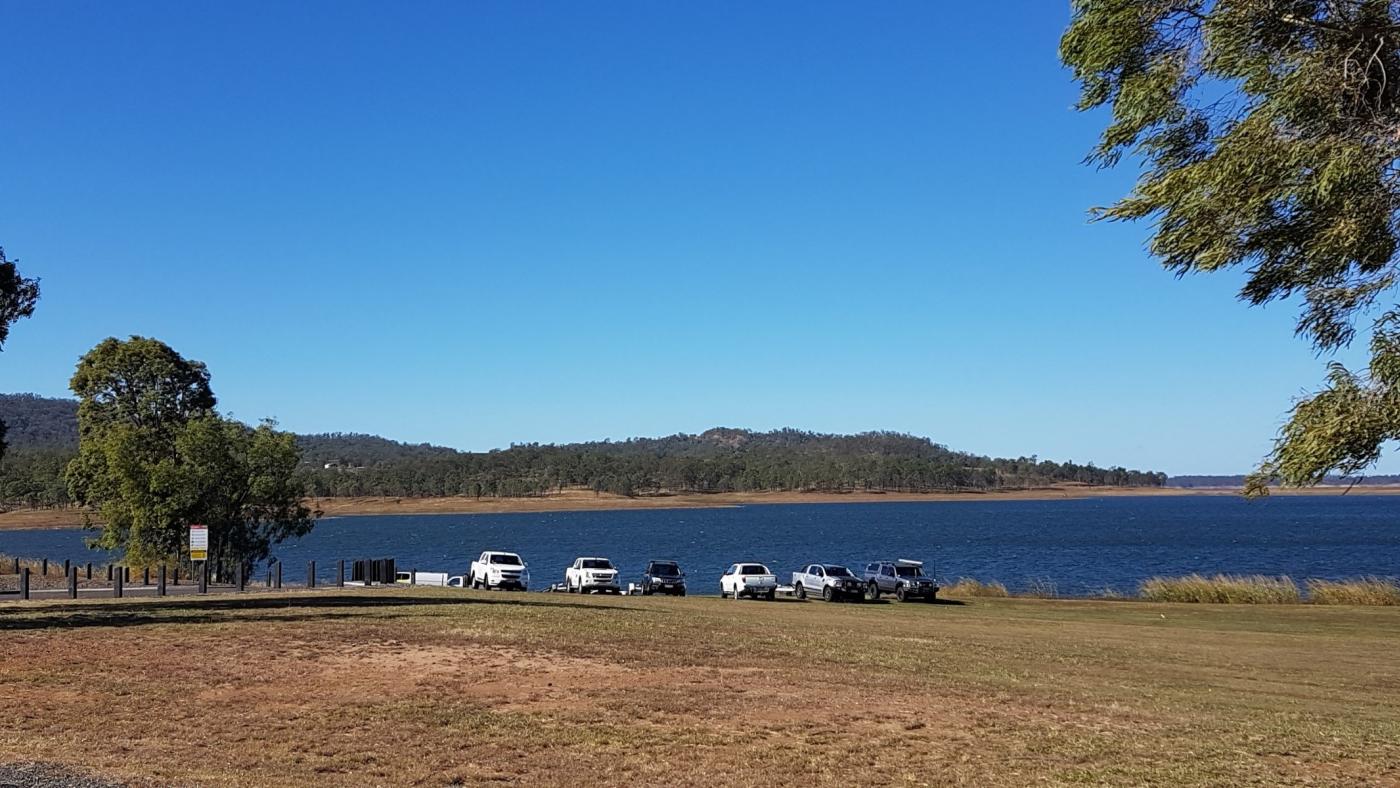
left=2, top=555, right=402, bottom=602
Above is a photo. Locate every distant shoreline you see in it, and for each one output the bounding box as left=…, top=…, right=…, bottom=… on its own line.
left=5, top=484, right=1398, bottom=531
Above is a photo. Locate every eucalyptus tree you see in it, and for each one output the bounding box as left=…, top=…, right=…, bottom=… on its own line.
left=66, top=336, right=313, bottom=571
left=0, top=246, right=40, bottom=462
left=1061, top=0, right=1400, bottom=493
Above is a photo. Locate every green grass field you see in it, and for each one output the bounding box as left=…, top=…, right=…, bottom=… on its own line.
left=2, top=589, right=1398, bottom=786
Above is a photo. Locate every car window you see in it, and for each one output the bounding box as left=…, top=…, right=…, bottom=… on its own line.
left=490, top=554, right=522, bottom=565
left=826, top=566, right=853, bottom=577
left=725, top=565, right=735, bottom=575
left=895, top=566, right=923, bottom=577
left=883, top=566, right=895, bottom=577
left=740, top=564, right=766, bottom=575
left=581, top=559, right=613, bottom=570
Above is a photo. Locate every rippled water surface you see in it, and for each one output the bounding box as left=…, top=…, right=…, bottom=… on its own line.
left=3, top=495, right=1397, bottom=595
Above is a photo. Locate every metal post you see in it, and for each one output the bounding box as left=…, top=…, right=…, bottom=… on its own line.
left=307, top=560, right=316, bottom=589
left=198, top=562, right=208, bottom=594
left=19, top=568, right=29, bottom=601
left=63, top=559, right=70, bottom=576
left=114, top=569, right=124, bottom=599
left=142, top=567, right=150, bottom=586
left=336, top=559, right=344, bottom=587
left=274, top=561, right=282, bottom=590
left=106, top=565, right=113, bottom=582
left=158, top=565, right=167, bottom=597
left=123, top=567, right=130, bottom=583
left=68, top=566, right=78, bottom=599
left=237, top=563, right=245, bottom=592
left=86, top=562, right=92, bottom=580
left=41, top=558, right=48, bottom=576
left=173, top=566, right=180, bottom=586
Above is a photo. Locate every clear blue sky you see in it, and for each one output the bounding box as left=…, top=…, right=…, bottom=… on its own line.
left=1, top=1, right=1384, bottom=476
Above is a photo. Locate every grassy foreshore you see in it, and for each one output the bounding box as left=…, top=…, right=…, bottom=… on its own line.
left=7, top=483, right=1398, bottom=530
left=1, top=588, right=1398, bottom=785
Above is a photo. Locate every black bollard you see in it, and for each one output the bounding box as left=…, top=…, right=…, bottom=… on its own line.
left=114, top=569, right=124, bottom=598
left=142, top=567, right=149, bottom=586
left=158, top=565, right=167, bottom=597
left=307, top=560, right=316, bottom=589
left=336, top=559, right=344, bottom=587
left=237, top=563, right=245, bottom=592
left=123, top=566, right=130, bottom=583
left=198, top=562, right=208, bottom=594
left=274, top=561, right=282, bottom=589
left=41, top=558, right=48, bottom=576
left=173, top=566, right=180, bottom=585
left=106, top=565, right=113, bottom=582
left=86, top=562, right=92, bottom=580
left=63, top=559, right=70, bottom=575
left=68, top=566, right=78, bottom=599
left=19, top=568, right=29, bottom=601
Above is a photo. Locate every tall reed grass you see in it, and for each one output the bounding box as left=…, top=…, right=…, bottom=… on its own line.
left=1306, top=577, right=1400, bottom=606
left=1138, top=574, right=1301, bottom=604
left=942, top=578, right=1010, bottom=598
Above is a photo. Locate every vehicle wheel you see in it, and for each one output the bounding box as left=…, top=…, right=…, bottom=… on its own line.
left=678, top=588, right=686, bottom=597
left=822, top=586, right=834, bottom=602
left=765, top=590, right=776, bottom=601
left=733, top=586, right=743, bottom=600
left=867, top=582, right=881, bottom=601
left=795, top=584, right=806, bottom=600
left=896, top=585, right=908, bottom=602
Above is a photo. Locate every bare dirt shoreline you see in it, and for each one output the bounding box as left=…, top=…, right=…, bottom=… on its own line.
left=5, top=483, right=1398, bottom=531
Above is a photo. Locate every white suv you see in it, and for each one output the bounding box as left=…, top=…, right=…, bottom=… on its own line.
left=565, top=557, right=621, bottom=594
left=469, top=551, right=529, bottom=591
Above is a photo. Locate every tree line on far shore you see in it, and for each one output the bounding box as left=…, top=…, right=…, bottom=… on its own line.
left=2, top=392, right=1168, bottom=510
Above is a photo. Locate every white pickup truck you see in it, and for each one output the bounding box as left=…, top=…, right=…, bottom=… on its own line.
left=565, top=557, right=621, bottom=594
left=792, top=563, right=865, bottom=602
left=468, top=551, right=529, bottom=591
left=720, top=562, right=778, bottom=600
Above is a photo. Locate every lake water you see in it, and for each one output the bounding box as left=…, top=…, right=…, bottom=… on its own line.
left=3, top=495, right=1397, bottom=596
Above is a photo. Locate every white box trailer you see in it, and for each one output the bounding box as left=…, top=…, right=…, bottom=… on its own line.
left=395, top=571, right=451, bottom=587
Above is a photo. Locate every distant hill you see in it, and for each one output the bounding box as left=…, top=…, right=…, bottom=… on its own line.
left=1168, top=474, right=1400, bottom=488
left=0, top=394, right=78, bottom=449
left=0, top=392, right=1168, bottom=508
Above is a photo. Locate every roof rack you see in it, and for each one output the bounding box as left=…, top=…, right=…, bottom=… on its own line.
left=894, top=558, right=923, bottom=566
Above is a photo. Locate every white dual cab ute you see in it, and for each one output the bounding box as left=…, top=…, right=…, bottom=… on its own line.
left=792, top=563, right=866, bottom=602
left=565, top=557, right=621, bottom=594
left=720, top=562, right=778, bottom=600
left=468, top=551, right=529, bottom=590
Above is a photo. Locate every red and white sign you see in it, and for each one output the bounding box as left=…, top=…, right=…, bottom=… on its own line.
left=189, top=525, right=209, bottom=561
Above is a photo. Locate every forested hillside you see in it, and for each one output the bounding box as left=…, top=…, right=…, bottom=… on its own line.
left=0, top=393, right=1167, bottom=510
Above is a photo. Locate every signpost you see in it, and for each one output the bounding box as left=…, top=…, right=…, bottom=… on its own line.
left=189, top=524, right=209, bottom=562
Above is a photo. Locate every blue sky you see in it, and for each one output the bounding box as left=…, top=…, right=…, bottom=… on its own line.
left=0, top=1, right=1385, bottom=476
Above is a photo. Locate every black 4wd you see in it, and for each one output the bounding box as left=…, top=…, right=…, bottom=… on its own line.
left=639, top=560, right=687, bottom=596
left=863, top=559, right=939, bottom=602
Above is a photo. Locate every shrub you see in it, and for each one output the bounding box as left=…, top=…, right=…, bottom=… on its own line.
left=1306, top=578, right=1400, bottom=606
left=1139, top=574, right=1300, bottom=604
left=943, top=578, right=1010, bottom=598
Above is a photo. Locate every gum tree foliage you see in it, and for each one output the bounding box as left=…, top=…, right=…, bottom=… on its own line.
left=65, top=337, right=314, bottom=570
left=1061, top=0, right=1400, bottom=494
left=0, top=246, right=41, bottom=461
